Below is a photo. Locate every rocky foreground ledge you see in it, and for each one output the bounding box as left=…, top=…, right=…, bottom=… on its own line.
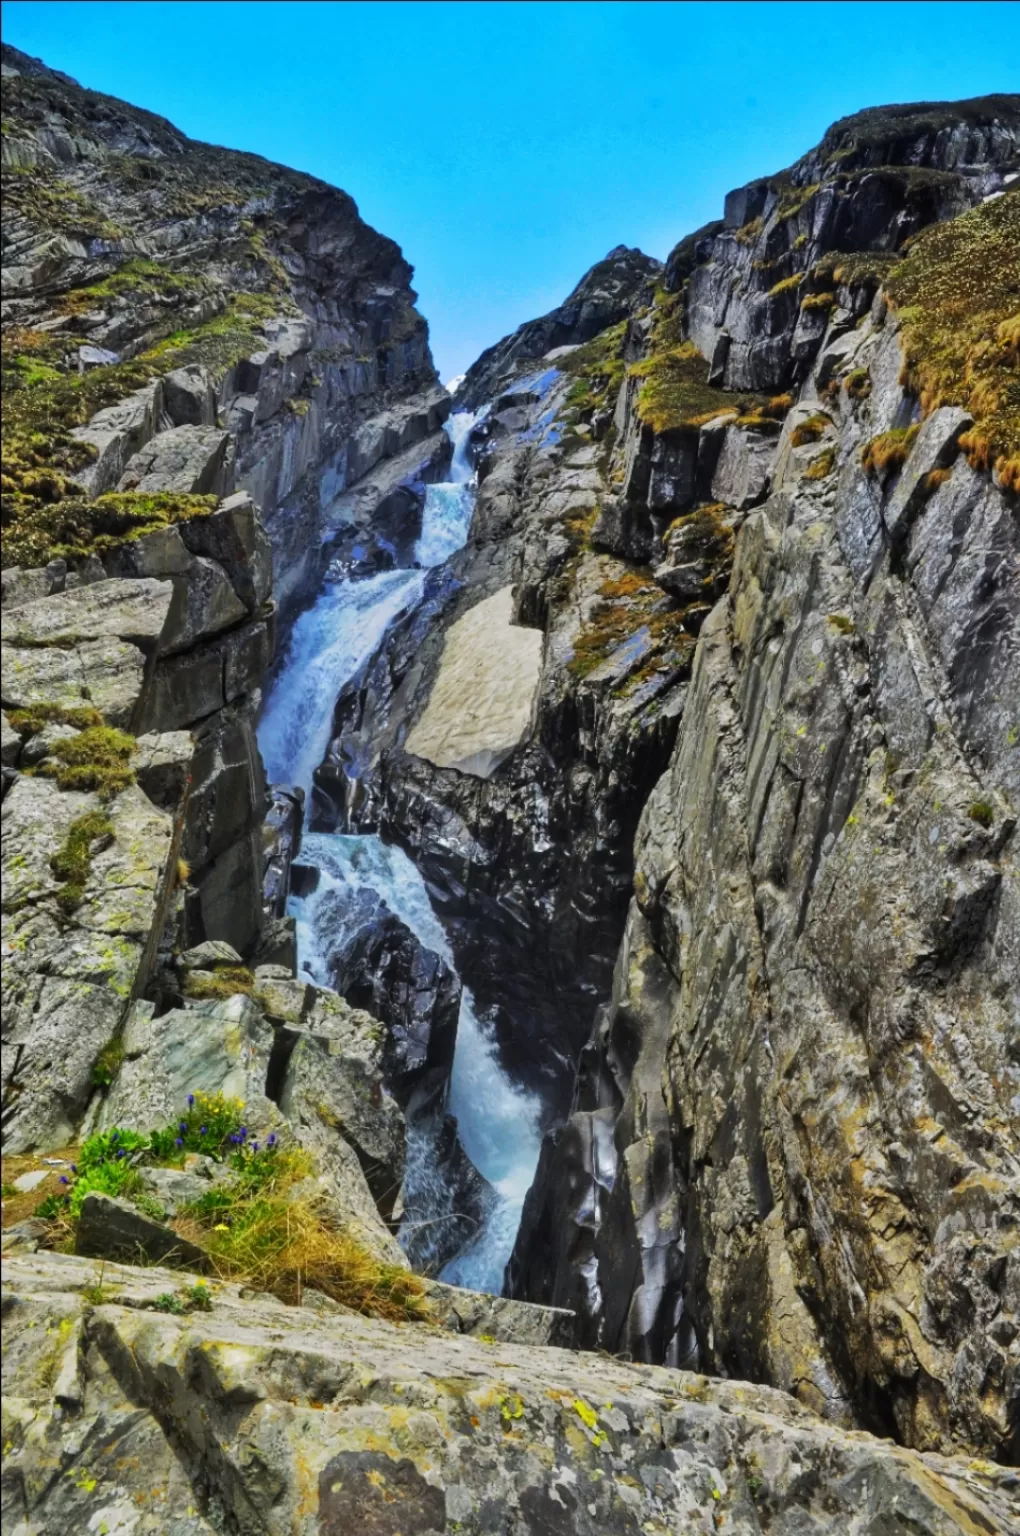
left=4, top=1249, right=1017, bottom=1534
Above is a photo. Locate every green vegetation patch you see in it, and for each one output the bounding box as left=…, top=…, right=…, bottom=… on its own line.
left=2, top=290, right=282, bottom=568
left=35, top=1093, right=432, bottom=1323
left=38, top=724, right=136, bottom=798
left=861, top=425, right=920, bottom=481
left=50, top=810, right=114, bottom=912
left=884, top=190, right=1020, bottom=490
left=2, top=164, right=123, bottom=240
left=630, top=295, right=767, bottom=433
left=181, top=965, right=257, bottom=1003
left=90, top=1038, right=125, bottom=1089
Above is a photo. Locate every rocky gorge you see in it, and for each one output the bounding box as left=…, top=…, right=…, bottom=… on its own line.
left=2, top=44, right=1019, bottom=1533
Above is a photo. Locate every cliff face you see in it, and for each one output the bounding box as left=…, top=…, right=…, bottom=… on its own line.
left=0, top=43, right=446, bottom=1151
left=503, top=101, right=1020, bottom=1459
left=1, top=43, right=449, bottom=612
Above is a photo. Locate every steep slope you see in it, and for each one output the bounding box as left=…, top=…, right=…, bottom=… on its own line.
left=1, top=42, right=450, bottom=611
left=312, top=94, right=1020, bottom=1459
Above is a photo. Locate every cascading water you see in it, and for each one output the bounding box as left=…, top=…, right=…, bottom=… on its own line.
left=257, top=413, right=542, bottom=1294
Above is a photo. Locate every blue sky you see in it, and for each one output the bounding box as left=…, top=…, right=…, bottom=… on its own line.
left=3, top=2, right=1017, bottom=380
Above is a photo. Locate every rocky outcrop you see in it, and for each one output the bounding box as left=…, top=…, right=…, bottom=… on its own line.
left=5, top=1249, right=1017, bottom=1536
left=506, top=150, right=1019, bottom=1459
left=454, top=244, right=661, bottom=409
left=1, top=41, right=449, bottom=617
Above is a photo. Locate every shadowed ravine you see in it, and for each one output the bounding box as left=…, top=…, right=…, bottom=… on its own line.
left=257, top=414, right=543, bottom=1292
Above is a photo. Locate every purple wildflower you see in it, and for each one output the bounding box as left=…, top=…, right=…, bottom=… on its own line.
left=187, top=1094, right=195, bottom=1108
left=199, top=1125, right=207, bottom=1136
left=175, top=1137, right=183, bottom=1148
left=59, top=1175, right=69, bottom=1185
left=267, top=1133, right=276, bottom=1147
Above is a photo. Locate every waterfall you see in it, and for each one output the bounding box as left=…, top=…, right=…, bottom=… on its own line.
left=257, top=412, right=542, bottom=1294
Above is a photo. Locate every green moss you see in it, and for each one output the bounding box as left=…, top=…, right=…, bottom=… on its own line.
left=7, top=703, right=104, bottom=737
left=38, top=725, right=136, bottom=798
left=827, top=613, right=855, bottom=635
left=90, top=1037, right=126, bottom=1089
left=884, top=190, right=1020, bottom=490
left=777, top=182, right=822, bottom=221
left=50, top=810, right=114, bottom=912
left=182, top=965, right=256, bottom=1002
left=843, top=367, right=872, bottom=401
left=967, top=800, right=995, bottom=828
left=2, top=164, right=123, bottom=239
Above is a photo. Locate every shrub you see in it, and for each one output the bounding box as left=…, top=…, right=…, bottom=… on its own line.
left=805, top=447, right=837, bottom=479
left=768, top=274, right=802, bottom=298
left=861, top=425, right=920, bottom=480
left=800, top=291, right=836, bottom=313
left=790, top=414, right=831, bottom=447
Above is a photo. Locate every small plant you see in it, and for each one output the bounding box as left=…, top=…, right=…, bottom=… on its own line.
left=805, top=447, right=836, bottom=479
left=180, top=965, right=255, bottom=1002
left=827, top=613, right=855, bottom=635
left=967, top=801, right=995, bottom=828
left=922, top=466, right=952, bottom=496
left=147, top=1285, right=214, bottom=1315
left=767, top=274, right=802, bottom=298
left=90, top=1038, right=125, bottom=1089
left=34, top=1192, right=66, bottom=1220
left=790, top=414, right=831, bottom=447
left=148, top=1092, right=246, bottom=1163
left=843, top=367, right=871, bottom=401
left=861, top=425, right=920, bottom=480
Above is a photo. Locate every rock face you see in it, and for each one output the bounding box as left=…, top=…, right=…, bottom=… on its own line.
left=1, top=41, right=449, bottom=615
left=5, top=1249, right=1017, bottom=1536
left=501, top=106, right=1020, bottom=1463
left=454, top=244, right=662, bottom=409
left=0, top=43, right=450, bottom=1152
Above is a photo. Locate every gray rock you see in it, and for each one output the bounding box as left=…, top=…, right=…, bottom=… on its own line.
left=4, top=1249, right=1018, bottom=1536
left=77, top=343, right=119, bottom=369
left=710, top=423, right=775, bottom=509
left=75, top=1192, right=208, bottom=1268
left=176, top=940, right=244, bottom=970
left=118, top=424, right=236, bottom=499
left=71, top=381, right=162, bottom=496
left=98, top=994, right=274, bottom=1135
left=19, top=720, right=78, bottom=766
left=0, top=576, right=173, bottom=652
left=162, top=364, right=217, bottom=426
left=884, top=403, right=972, bottom=544
left=1, top=710, right=20, bottom=766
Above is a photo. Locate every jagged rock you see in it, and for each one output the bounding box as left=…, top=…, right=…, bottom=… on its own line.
left=709, top=423, right=775, bottom=508
left=176, top=940, right=244, bottom=970
left=455, top=245, right=662, bottom=408
left=4, top=1249, right=1017, bottom=1536
left=162, top=364, right=218, bottom=426
left=98, top=993, right=275, bottom=1134
left=399, top=1109, right=497, bottom=1276
left=0, top=576, right=173, bottom=651
left=119, top=424, right=236, bottom=499
left=884, top=403, right=972, bottom=543
left=2, top=782, right=177, bottom=1152
left=75, top=1192, right=209, bottom=1269
left=278, top=990, right=405, bottom=1220
left=324, top=887, right=460, bottom=1099
left=261, top=782, right=303, bottom=920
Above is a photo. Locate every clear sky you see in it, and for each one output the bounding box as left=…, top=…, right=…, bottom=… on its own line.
left=3, top=2, right=1017, bottom=380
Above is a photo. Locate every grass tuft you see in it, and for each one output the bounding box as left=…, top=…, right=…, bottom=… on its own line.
left=50, top=810, right=114, bottom=912
left=861, top=425, right=920, bottom=480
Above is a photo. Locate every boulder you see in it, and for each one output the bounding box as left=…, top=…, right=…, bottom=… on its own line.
left=118, top=424, right=236, bottom=499
left=710, top=424, right=775, bottom=509
left=71, top=381, right=162, bottom=496
left=4, top=1249, right=1016, bottom=1536
left=278, top=988, right=405, bottom=1220
left=161, top=364, right=218, bottom=426
left=75, top=1192, right=209, bottom=1269
left=98, top=994, right=275, bottom=1135
left=0, top=576, right=174, bottom=652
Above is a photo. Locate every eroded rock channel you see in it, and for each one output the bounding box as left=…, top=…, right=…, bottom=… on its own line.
left=2, top=45, right=1019, bottom=1529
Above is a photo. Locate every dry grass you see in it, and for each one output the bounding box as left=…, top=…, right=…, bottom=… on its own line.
left=175, top=1147, right=431, bottom=1323
left=885, top=190, right=1020, bottom=491
left=862, top=425, right=920, bottom=480
left=791, top=413, right=832, bottom=448
left=805, top=448, right=837, bottom=480
left=630, top=296, right=766, bottom=433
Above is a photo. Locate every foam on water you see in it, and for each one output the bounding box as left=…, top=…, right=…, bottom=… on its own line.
left=257, top=409, right=542, bottom=1294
